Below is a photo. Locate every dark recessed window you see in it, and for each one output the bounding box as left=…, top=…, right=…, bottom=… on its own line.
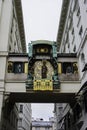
left=9, top=45, right=11, bottom=51
left=84, top=0, right=87, bottom=4
left=79, top=25, right=83, bottom=36
left=73, top=45, right=76, bottom=52
left=77, top=7, right=80, bottom=16
left=72, top=28, right=74, bottom=35
left=13, top=62, right=24, bottom=73
left=84, top=93, right=87, bottom=112
left=19, top=105, right=23, bottom=113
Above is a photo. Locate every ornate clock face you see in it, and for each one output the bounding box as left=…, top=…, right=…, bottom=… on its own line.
left=34, top=61, right=54, bottom=79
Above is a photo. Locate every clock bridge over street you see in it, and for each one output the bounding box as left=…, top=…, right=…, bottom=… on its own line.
left=1, top=41, right=81, bottom=118
left=5, top=52, right=80, bottom=105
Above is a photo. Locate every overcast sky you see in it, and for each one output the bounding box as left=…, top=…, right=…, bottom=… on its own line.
left=21, top=0, right=62, bottom=120
left=31, top=103, right=54, bottom=121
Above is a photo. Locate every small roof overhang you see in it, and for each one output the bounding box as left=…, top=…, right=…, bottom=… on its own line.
left=56, top=0, right=70, bottom=51
left=15, top=0, right=26, bottom=53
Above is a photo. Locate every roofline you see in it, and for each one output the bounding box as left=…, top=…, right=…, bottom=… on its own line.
left=31, top=40, right=55, bottom=45
left=14, top=0, right=26, bottom=53
left=56, top=0, right=70, bottom=50
left=57, top=53, right=77, bottom=58
left=8, top=53, right=28, bottom=57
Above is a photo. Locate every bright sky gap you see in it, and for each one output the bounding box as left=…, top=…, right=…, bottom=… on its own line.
left=21, top=0, right=62, bottom=120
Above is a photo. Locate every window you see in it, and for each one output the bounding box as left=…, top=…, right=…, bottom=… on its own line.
left=8, top=62, right=25, bottom=73
left=18, top=118, right=22, bottom=126
left=77, top=16, right=81, bottom=27
left=11, top=19, right=14, bottom=32
left=84, top=0, right=87, bottom=4
left=11, top=26, right=13, bottom=34
left=69, top=18, right=73, bottom=30
left=68, top=43, right=70, bottom=49
left=81, top=53, right=85, bottom=70
left=66, top=33, right=69, bottom=43
left=9, top=45, right=11, bottom=51
left=14, top=42, right=16, bottom=46
left=84, top=93, right=87, bottom=112
left=72, top=35, right=75, bottom=45
left=67, top=113, right=71, bottom=128
left=77, top=7, right=80, bottom=16
left=72, top=28, right=74, bottom=35
left=12, top=0, right=14, bottom=5
left=62, top=62, right=73, bottom=74
left=79, top=25, right=83, bottom=36
left=13, top=62, right=24, bottom=73
left=73, top=0, right=79, bottom=12
left=14, top=42, right=17, bottom=52
left=19, top=105, right=23, bottom=113
left=73, top=45, right=76, bottom=52
left=58, top=106, right=63, bottom=114
left=64, top=117, right=67, bottom=130
left=76, top=103, right=82, bottom=118
left=10, top=35, right=12, bottom=43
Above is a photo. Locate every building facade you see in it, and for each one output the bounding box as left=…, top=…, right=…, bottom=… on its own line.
left=32, top=118, right=54, bottom=130
left=55, top=0, right=87, bottom=130
left=0, top=0, right=31, bottom=130
left=18, top=103, right=32, bottom=130
left=54, top=103, right=65, bottom=130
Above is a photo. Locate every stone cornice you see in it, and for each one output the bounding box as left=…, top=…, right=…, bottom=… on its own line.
left=14, top=0, right=26, bottom=53
left=56, top=0, right=70, bottom=51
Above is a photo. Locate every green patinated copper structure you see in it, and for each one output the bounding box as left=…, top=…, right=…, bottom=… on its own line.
left=26, top=40, right=60, bottom=91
